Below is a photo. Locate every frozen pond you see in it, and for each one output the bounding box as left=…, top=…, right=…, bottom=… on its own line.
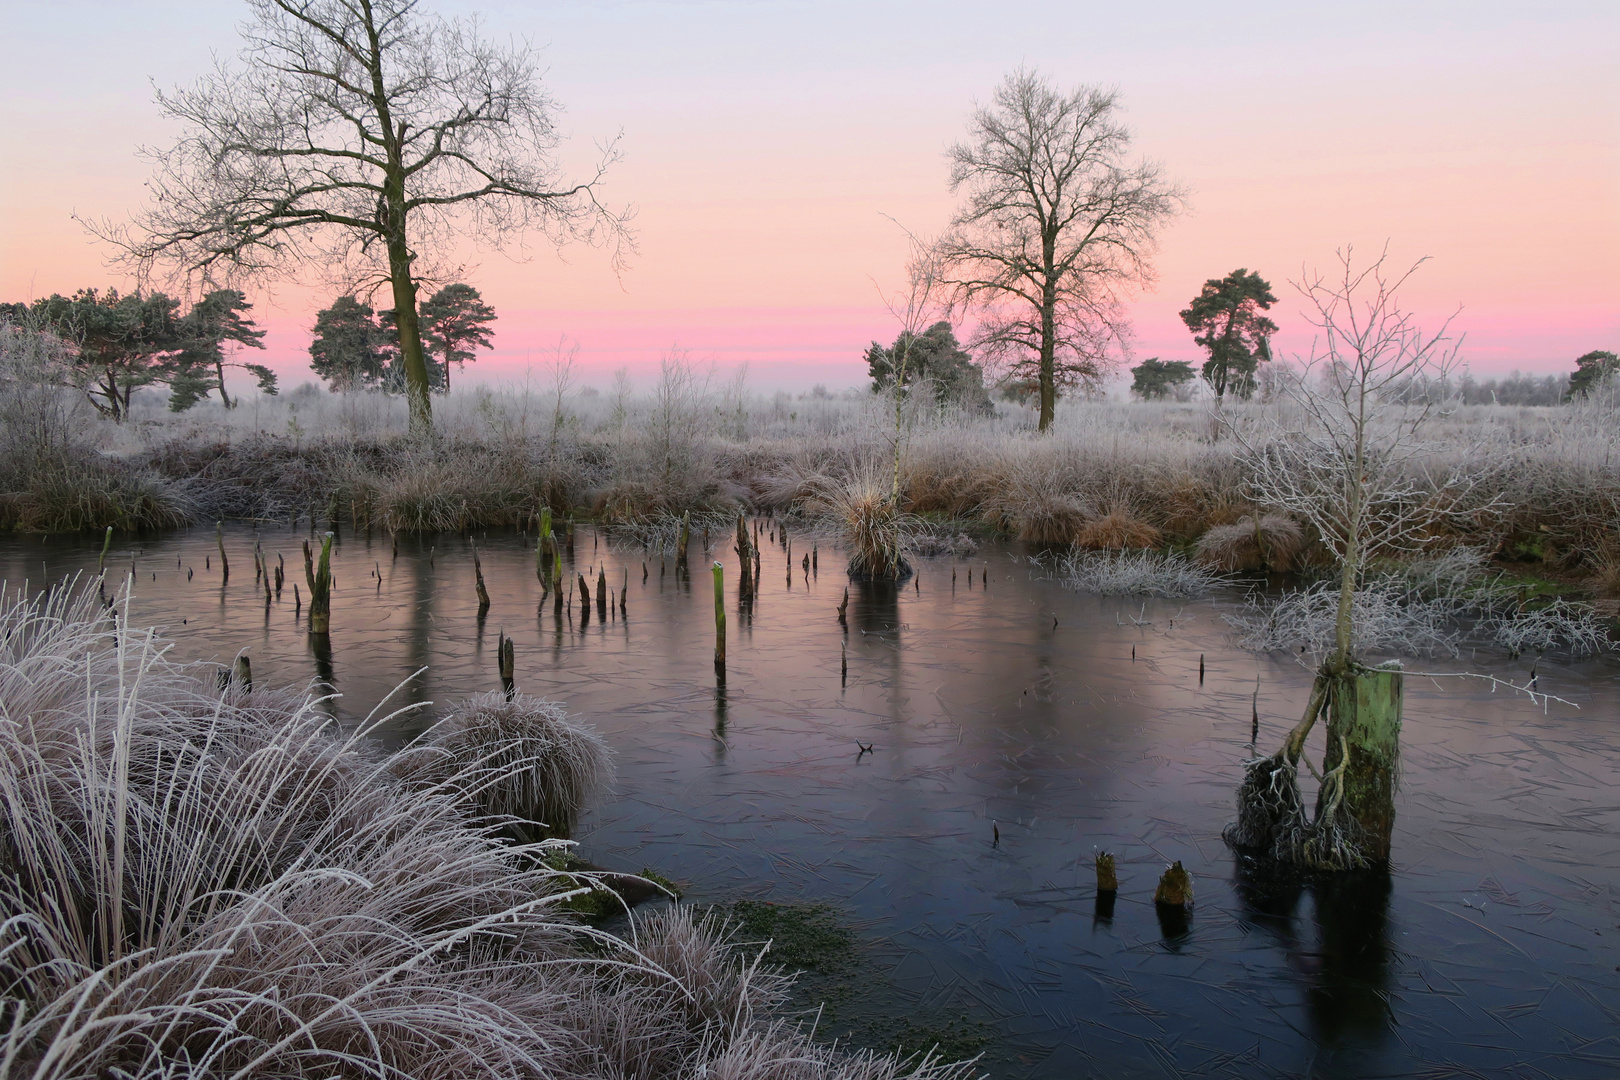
left=4, top=524, right=1617, bottom=1078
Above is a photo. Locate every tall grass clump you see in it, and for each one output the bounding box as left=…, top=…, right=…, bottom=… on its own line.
left=1194, top=513, right=1307, bottom=571
left=0, top=579, right=982, bottom=1079
left=808, top=467, right=915, bottom=581
left=393, top=691, right=612, bottom=840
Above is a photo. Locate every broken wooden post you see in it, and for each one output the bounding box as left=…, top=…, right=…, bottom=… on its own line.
left=1320, top=663, right=1404, bottom=865
left=1154, top=860, right=1193, bottom=938
left=676, top=510, right=691, bottom=575
left=1155, top=861, right=1193, bottom=908
left=215, top=521, right=229, bottom=583
left=472, top=542, right=491, bottom=615
left=537, top=507, right=553, bottom=592
left=98, top=526, right=113, bottom=573
left=498, top=631, right=515, bottom=698
left=232, top=654, right=252, bottom=692
left=712, top=561, right=726, bottom=683
left=837, top=587, right=849, bottom=626
left=1095, top=852, right=1118, bottom=894
left=735, top=512, right=754, bottom=602
left=596, top=566, right=608, bottom=619
left=306, top=532, right=333, bottom=634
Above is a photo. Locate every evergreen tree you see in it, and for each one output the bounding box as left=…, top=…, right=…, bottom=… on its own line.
left=30, top=289, right=185, bottom=420
left=169, top=289, right=271, bottom=410
left=1130, top=357, right=1197, bottom=399
left=309, top=296, right=392, bottom=393
left=1567, top=349, right=1618, bottom=399
left=1180, top=269, right=1278, bottom=401
left=865, top=321, right=993, bottom=413
left=419, top=284, right=496, bottom=393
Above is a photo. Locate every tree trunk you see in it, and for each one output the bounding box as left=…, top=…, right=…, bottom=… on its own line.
left=1319, top=665, right=1403, bottom=865
left=387, top=233, right=432, bottom=438
left=215, top=358, right=234, bottom=408
left=1038, top=281, right=1057, bottom=432
left=367, top=1, right=432, bottom=440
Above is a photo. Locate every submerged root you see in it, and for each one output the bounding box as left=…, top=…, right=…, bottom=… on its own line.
left=1223, top=751, right=1306, bottom=855
left=1226, top=735, right=1369, bottom=871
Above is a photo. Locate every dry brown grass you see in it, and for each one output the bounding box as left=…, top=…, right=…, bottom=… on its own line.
left=1075, top=508, right=1163, bottom=550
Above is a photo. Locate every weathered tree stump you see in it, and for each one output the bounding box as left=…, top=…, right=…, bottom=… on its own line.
left=1320, top=663, right=1403, bottom=866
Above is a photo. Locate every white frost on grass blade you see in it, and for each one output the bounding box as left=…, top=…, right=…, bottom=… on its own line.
left=1227, top=579, right=1468, bottom=657
left=1046, top=549, right=1240, bottom=598
left=1229, top=563, right=1617, bottom=659
left=1485, top=598, right=1615, bottom=658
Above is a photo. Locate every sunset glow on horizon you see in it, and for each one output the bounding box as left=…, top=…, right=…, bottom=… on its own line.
left=2, top=0, right=1615, bottom=393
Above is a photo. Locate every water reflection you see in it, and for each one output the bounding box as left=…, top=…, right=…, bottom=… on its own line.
left=1233, top=860, right=1394, bottom=1045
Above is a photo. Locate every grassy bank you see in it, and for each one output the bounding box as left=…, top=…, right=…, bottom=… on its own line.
left=4, top=376, right=1618, bottom=601
left=0, top=579, right=980, bottom=1079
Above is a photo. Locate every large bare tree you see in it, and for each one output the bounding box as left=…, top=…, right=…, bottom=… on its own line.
left=104, top=0, right=629, bottom=437
left=940, top=70, right=1182, bottom=431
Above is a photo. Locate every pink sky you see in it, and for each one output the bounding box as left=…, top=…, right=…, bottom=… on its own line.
left=2, top=1, right=1615, bottom=392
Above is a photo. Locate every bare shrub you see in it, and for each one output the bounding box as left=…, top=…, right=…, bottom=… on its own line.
left=1485, top=599, right=1615, bottom=659
left=1195, top=514, right=1306, bottom=571
left=1046, top=549, right=1237, bottom=597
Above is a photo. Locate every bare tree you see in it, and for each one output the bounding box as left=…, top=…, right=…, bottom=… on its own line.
left=1244, top=248, right=1481, bottom=678
left=939, top=69, right=1182, bottom=431
left=102, top=0, right=630, bottom=438
left=1228, top=246, right=1503, bottom=870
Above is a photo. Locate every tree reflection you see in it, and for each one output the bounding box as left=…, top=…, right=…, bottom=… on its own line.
left=1232, top=858, right=1393, bottom=1045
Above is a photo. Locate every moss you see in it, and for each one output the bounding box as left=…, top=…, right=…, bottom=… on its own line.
left=721, top=899, right=854, bottom=974
left=885, top=1016, right=993, bottom=1060
left=708, top=898, right=999, bottom=1064
left=637, top=866, right=684, bottom=899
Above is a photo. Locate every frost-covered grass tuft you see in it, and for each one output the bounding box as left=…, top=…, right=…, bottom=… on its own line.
left=0, top=578, right=984, bottom=1080
left=1046, top=549, right=1240, bottom=598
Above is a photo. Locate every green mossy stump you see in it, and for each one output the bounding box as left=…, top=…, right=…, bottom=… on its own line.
left=1321, top=663, right=1403, bottom=866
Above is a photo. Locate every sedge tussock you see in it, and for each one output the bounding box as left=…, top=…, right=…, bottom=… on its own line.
left=1194, top=514, right=1306, bottom=572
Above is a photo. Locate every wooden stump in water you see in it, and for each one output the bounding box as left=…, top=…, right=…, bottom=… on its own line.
left=1321, top=664, right=1403, bottom=865
left=676, top=510, right=691, bottom=575
left=1095, top=852, right=1118, bottom=894
left=98, top=526, right=113, bottom=573
left=232, top=654, right=252, bottom=692
left=837, top=587, right=849, bottom=626
left=306, top=533, right=333, bottom=635
left=596, top=567, right=608, bottom=619
left=536, top=508, right=553, bottom=591
left=734, top=512, right=754, bottom=602
left=1154, top=861, right=1193, bottom=908
left=712, top=561, right=726, bottom=683
left=498, top=632, right=515, bottom=698
left=472, top=542, right=491, bottom=615
left=215, top=522, right=230, bottom=584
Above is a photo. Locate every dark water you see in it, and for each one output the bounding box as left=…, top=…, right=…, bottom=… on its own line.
left=4, top=525, right=1618, bottom=1078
